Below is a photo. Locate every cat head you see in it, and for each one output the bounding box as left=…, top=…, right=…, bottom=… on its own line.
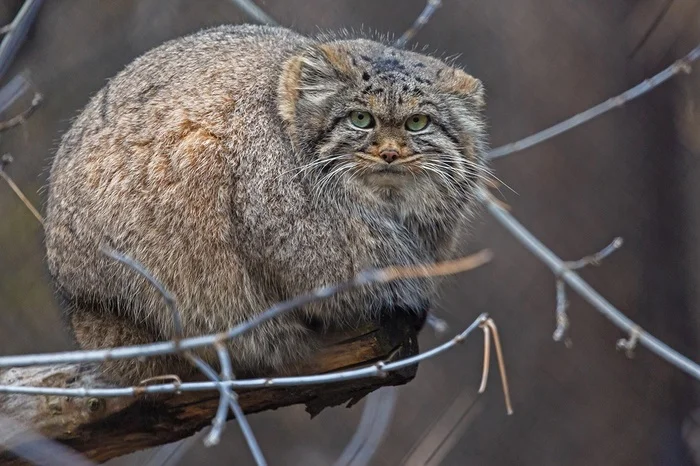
left=278, top=38, right=488, bottom=214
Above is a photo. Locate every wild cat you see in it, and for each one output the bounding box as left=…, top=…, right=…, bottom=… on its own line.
left=44, top=25, right=488, bottom=383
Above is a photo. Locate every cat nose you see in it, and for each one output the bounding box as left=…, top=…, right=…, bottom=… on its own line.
left=379, top=149, right=400, bottom=163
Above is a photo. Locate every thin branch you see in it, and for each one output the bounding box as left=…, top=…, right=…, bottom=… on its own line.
left=100, top=245, right=264, bottom=463
left=334, top=389, right=385, bottom=466
left=487, top=42, right=700, bottom=159
left=0, top=250, right=491, bottom=369
left=228, top=0, right=278, bottom=26
left=334, top=387, right=398, bottom=466
left=0, top=0, right=44, bottom=82
left=0, top=73, right=31, bottom=115
left=483, top=318, right=512, bottom=415
left=0, top=314, right=489, bottom=397
left=0, top=154, right=44, bottom=226
left=564, top=237, right=624, bottom=270
left=479, top=188, right=700, bottom=381
left=186, top=353, right=267, bottom=465
left=477, top=318, right=513, bottom=415
left=553, top=278, right=569, bottom=343
left=394, top=0, right=442, bottom=48
left=553, top=237, right=624, bottom=342
left=205, top=344, right=232, bottom=447
left=99, top=245, right=181, bottom=337
left=478, top=322, right=490, bottom=394
left=0, top=92, right=42, bottom=132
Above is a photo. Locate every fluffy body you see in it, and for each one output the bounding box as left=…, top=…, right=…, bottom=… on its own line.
left=44, top=25, right=488, bottom=383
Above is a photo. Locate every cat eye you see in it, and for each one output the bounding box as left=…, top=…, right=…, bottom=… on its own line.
left=349, top=111, right=375, bottom=129
left=405, top=114, right=430, bottom=132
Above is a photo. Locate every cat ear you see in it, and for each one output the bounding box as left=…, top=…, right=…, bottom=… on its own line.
left=437, top=67, right=485, bottom=110
left=278, top=44, right=353, bottom=125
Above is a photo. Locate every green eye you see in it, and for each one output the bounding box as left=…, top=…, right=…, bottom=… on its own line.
left=350, top=111, right=374, bottom=129
left=405, top=114, right=430, bottom=132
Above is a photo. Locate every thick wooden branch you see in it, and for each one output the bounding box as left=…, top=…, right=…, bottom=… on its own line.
left=0, top=316, right=419, bottom=464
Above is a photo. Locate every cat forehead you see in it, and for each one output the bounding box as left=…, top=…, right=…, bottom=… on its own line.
left=342, top=41, right=440, bottom=79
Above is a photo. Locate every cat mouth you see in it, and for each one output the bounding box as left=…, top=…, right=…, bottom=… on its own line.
left=354, top=152, right=416, bottom=176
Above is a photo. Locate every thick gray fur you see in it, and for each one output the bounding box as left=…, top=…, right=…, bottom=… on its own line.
left=44, top=25, right=488, bottom=383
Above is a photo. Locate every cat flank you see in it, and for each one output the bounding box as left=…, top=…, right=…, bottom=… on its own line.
left=44, top=25, right=488, bottom=384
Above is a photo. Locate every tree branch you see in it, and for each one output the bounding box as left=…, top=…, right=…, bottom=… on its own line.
left=0, top=315, right=419, bottom=465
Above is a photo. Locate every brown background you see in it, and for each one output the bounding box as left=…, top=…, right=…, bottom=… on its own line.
left=1, top=1, right=699, bottom=465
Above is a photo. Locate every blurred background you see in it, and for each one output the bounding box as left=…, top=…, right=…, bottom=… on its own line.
left=1, top=0, right=700, bottom=464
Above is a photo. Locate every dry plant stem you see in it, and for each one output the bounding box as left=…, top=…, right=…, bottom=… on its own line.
left=0, top=250, right=492, bottom=370
left=0, top=162, right=44, bottom=226
left=394, top=0, right=442, bottom=48
left=487, top=42, right=700, bottom=159
left=483, top=319, right=513, bottom=415
left=477, top=319, right=513, bottom=415
left=478, top=324, right=490, bottom=394
left=480, top=189, right=700, bottom=381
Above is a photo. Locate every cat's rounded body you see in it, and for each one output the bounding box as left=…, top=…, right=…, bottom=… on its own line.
left=45, top=25, right=487, bottom=383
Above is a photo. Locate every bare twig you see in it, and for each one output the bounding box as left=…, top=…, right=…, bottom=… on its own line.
left=100, top=245, right=264, bottom=463
left=479, top=188, right=700, bottom=381
left=478, top=322, right=490, bottom=394
left=0, top=313, right=490, bottom=397
left=186, top=353, right=267, bottom=465
left=553, top=237, right=624, bottom=343
left=484, top=318, right=512, bottom=415
left=0, top=154, right=44, bottom=226
left=0, top=250, right=491, bottom=369
left=394, top=0, right=442, bottom=48
left=564, top=237, right=624, bottom=270
left=205, top=344, right=232, bottom=447
left=487, top=42, right=700, bottom=159
left=334, top=387, right=398, bottom=466
left=0, top=92, right=42, bottom=132
left=99, top=245, right=182, bottom=337
left=228, top=0, right=278, bottom=26
left=0, top=0, right=44, bottom=82
left=477, top=318, right=513, bottom=415
left=553, top=278, right=569, bottom=343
